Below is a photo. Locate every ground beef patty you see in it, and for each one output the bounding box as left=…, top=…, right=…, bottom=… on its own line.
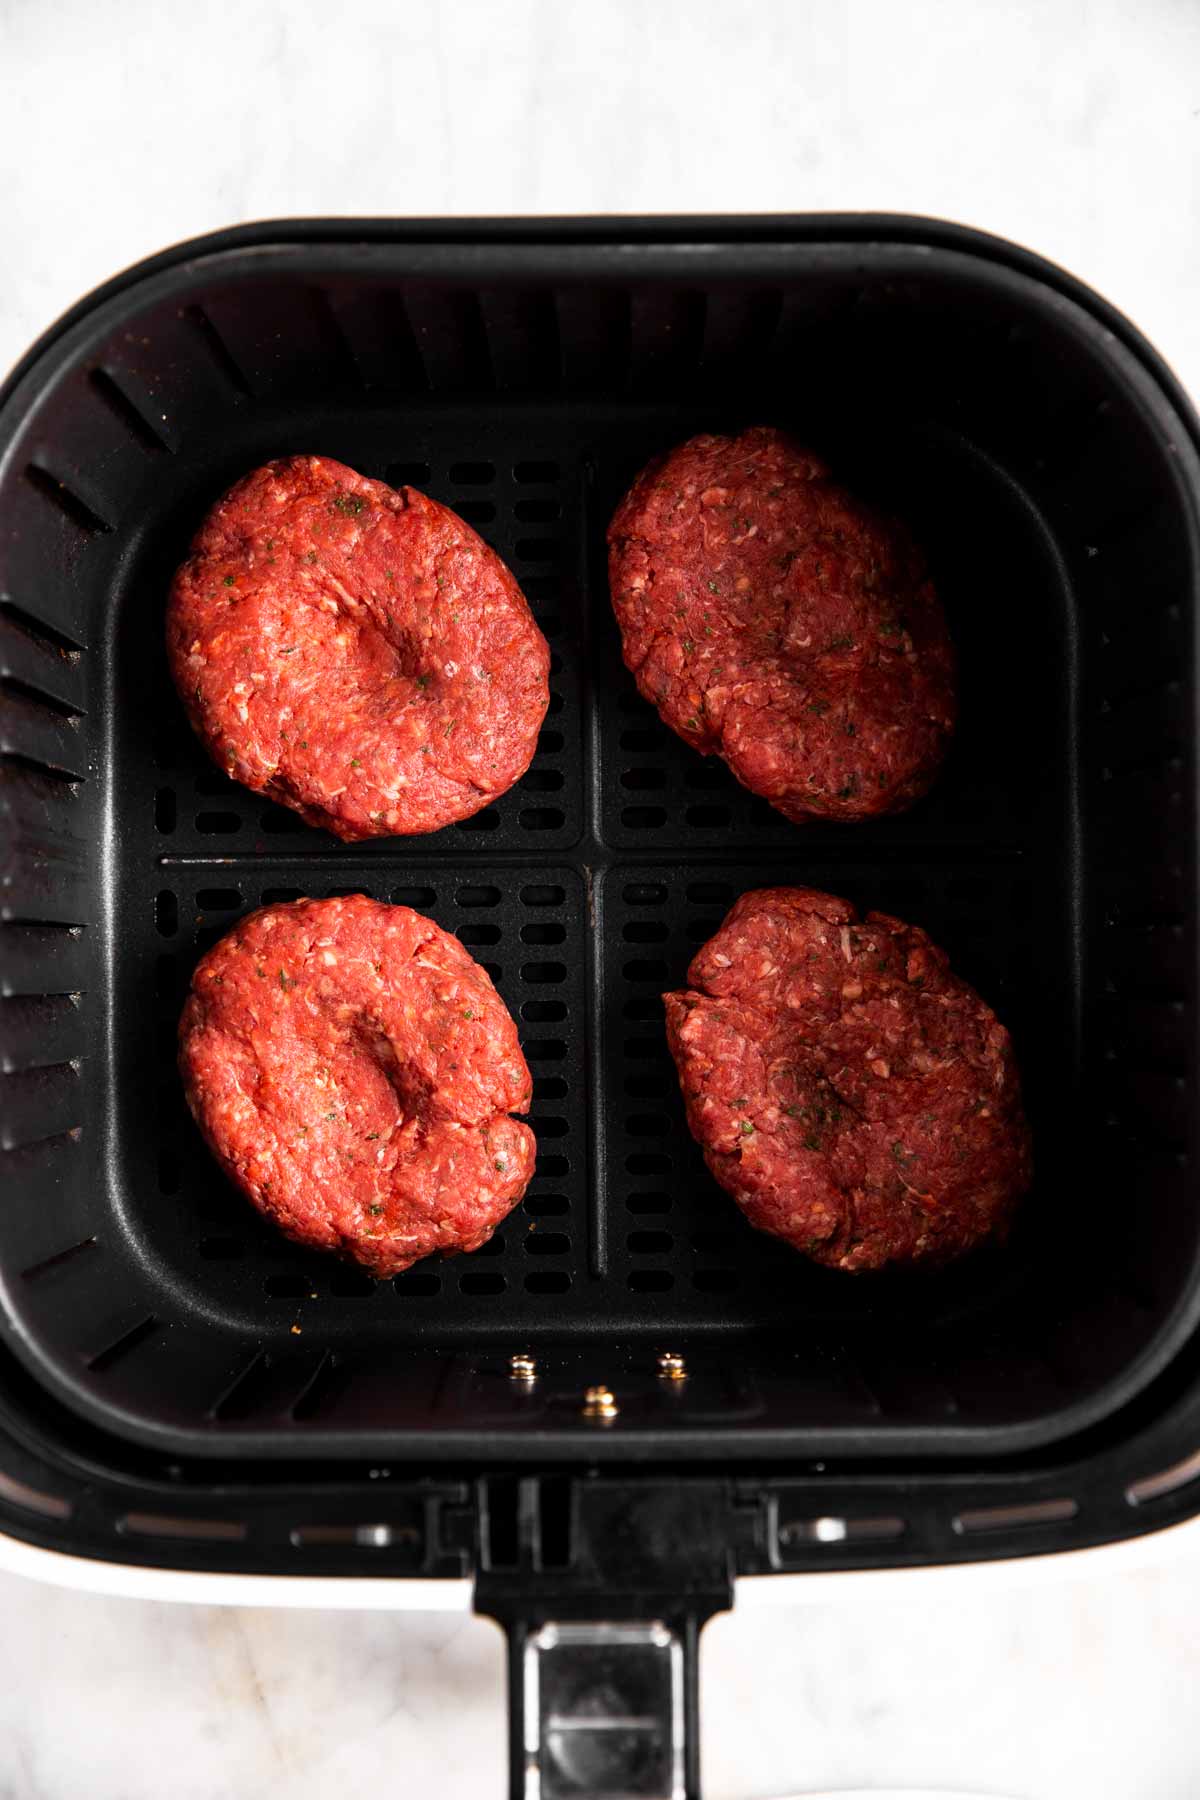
left=664, top=887, right=1030, bottom=1271
left=168, top=456, right=550, bottom=840
left=178, top=895, right=536, bottom=1277
left=608, top=428, right=955, bottom=822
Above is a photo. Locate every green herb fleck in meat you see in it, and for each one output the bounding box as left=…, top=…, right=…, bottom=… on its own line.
left=331, top=492, right=367, bottom=516
left=223, top=575, right=235, bottom=587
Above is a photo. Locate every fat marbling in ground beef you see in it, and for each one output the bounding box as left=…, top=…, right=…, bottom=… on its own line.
left=168, top=456, right=550, bottom=840
left=178, top=895, right=536, bottom=1276
left=663, top=886, right=1030, bottom=1271
left=608, top=427, right=955, bottom=823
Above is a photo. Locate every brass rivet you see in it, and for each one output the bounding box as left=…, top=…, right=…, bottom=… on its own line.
left=510, top=1353, right=537, bottom=1383
left=657, top=1351, right=687, bottom=1381
left=583, top=1384, right=618, bottom=1420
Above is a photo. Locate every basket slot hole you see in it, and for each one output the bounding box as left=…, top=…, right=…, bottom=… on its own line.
left=628, top=1113, right=669, bottom=1137
left=519, top=807, right=564, bottom=830
left=628, top=1270, right=673, bottom=1293
left=622, top=806, right=667, bottom=829
left=621, top=768, right=666, bottom=790
left=514, top=460, right=560, bottom=483
left=196, top=888, right=242, bottom=911
left=387, top=461, right=432, bottom=487
left=329, top=1270, right=377, bottom=1298
left=526, top=1232, right=569, bottom=1256
left=628, top=1230, right=672, bottom=1253
left=627, top=1191, right=671, bottom=1215
left=686, top=881, right=734, bottom=905
left=534, top=1152, right=570, bottom=1177
left=685, top=804, right=732, bottom=828
left=619, top=728, right=664, bottom=753
left=622, top=882, right=667, bottom=906
left=522, top=999, right=567, bottom=1023
left=261, top=886, right=305, bottom=905
left=455, top=499, right=496, bottom=525
left=196, top=810, right=241, bottom=834
left=460, top=1271, right=506, bottom=1295
left=155, top=787, right=177, bottom=832
left=623, top=958, right=668, bottom=983
left=456, top=921, right=501, bottom=946
left=537, top=729, right=564, bottom=756
left=626, top=1152, right=671, bottom=1175
left=521, top=884, right=565, bottom=906
left=456, top=885, right=501, bottom=908
left=525, top=1270, right=570, bottom=1293
left=624, top=1074, right=669, bottom=1099
left=514, top=498, right=561, bottom=522
left=520, top=769, right=565, bottom=792
left=532, top=1115, right=569, bottom=1138
left=449, top=460, right=495, bottom=485
left=392, top=1269, right=442, bottom=1296
left=521, top=922, right=565, bottom=946
left=525, top=1191, right=568, bottom=1217
left=389, top=885, right=436, bottom=907
left=454, top=808, right=501, bottom=832
left=623, top=921, right=668, bottom=943
left=155, top=890, right=178, bottom=937
left=522, top=961, right=566, bottom=984
left=525, top=1039, right=567, bottom=1063
left=533, top=1076, right=568, bottom=1101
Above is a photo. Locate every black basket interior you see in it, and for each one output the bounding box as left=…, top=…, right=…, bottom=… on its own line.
left=1, top=228, right=1198, bottom=1463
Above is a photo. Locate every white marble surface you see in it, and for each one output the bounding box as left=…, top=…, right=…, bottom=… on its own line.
left=3, top=0, right=1200, bottom=1794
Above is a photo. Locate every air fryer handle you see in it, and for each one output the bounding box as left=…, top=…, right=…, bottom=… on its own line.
left=499, top=1609, right=708, bottom=1799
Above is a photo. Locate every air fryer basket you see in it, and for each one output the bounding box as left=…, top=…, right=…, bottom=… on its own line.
left=3, top=214, right=1200, bottom=1800
left=3, top=220, right=1198, bottom=1469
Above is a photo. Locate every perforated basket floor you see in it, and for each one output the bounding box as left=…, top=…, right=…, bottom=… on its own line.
left=2, top=221, right=1199, bottom=1463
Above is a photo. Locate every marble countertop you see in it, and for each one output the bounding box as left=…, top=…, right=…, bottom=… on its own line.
left=3, top=1, right=1200, bottom=1795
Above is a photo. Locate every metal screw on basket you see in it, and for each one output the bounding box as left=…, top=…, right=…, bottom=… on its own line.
left=657, top=1351, right=687, bottom=1382
left=509, top=1353, right=537, bottom=1384
left=582, top=1384, right=618, bottom=1421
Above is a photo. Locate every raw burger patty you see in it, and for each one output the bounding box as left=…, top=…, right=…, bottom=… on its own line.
left=608, top=427, right=955, bottom=822
left=664, top=887, right=1031, bottom=1271
left=167, top=455, right=550, bottom=840
left=178, top=895, right=536, bottom=1277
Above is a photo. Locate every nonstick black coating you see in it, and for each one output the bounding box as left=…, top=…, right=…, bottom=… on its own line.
left=1, top=221, right=1198, bottom=1463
